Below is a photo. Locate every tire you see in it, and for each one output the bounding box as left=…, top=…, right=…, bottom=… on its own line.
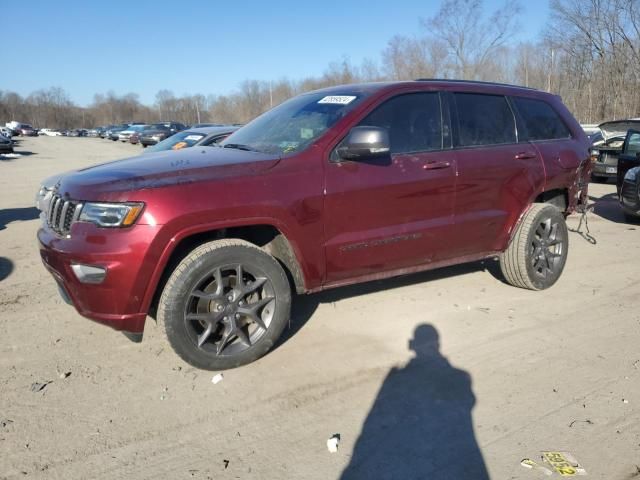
left=591, top=175, right=608, bottom=183
left=499, top=203, right=569, bottom=290
left=158, top=239, right=292, bottom=370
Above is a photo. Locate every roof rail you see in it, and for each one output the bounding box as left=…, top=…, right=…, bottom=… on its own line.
left=415, top=78, right=537, bottom=90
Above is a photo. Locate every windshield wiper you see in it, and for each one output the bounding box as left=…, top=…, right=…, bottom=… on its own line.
left=222, top=143, right=255, bottom=152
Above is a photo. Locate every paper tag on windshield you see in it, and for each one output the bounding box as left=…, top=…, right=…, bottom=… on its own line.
left=184, top=135, right=204, bottom=141
left=318, top=95, right=356, bottom=105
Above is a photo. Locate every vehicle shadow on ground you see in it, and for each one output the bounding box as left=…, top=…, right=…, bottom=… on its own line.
left=0, top=207, right=40, bottom=231
left=340, top=324, right=489, bottom=479
left=279, top=259, right=504, bottom=349
left=588, top=193, right=632, bottom=224
left=0, top=257, right=14, bottom=281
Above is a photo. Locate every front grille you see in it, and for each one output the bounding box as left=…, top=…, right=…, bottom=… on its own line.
left=47, top=194, right=83, bottom=236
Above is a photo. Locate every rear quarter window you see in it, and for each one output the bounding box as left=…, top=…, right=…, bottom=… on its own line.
left=454, top=93, right=516, bottom=147
left=513, top=97, right=571, bottom=141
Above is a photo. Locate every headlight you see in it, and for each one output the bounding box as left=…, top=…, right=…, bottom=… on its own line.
left=152, top=135, right=163, bottom=141
left=35, top=185, right=54, bottom=211
left=78, top=202, right=144, bottom=227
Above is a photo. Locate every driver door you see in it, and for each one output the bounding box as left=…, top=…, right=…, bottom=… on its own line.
left=323, top=92, right=457, bottom=284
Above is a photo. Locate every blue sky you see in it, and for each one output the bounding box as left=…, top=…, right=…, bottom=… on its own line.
left=4, top=0, right=550, bottom=106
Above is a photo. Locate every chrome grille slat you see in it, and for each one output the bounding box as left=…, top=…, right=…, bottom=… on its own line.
left=46, top=194, right=80, bottom=237
left=48, top=197, right=59, bottom=224
left=58, top=202, right=70, bottom=231
left=71, top=203, right=83, bottom=223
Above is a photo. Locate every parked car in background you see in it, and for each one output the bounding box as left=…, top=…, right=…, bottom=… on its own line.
left=18, top=125, right=38, bottom=136
left=591, top=119, right=640, bottom=182
left=38, top=129, right=63, bottom=137
left=138, top=124, right=175, bottom=147
left=157, top=121, right=186, bottom=132
left=68, top=129, right=88, bottom=137
left=0, top=134, right=13, bottom=153
left=0, top=127, right=17, bottom=138
left=118, top=124, right=148, bottom=142
left=107, top=125, right=130, bottom=141
left=617, top=128, right=640, bottom=222
left=145, top=125, right=240, bottom=153
left=100, top=126, right=117, bottom=139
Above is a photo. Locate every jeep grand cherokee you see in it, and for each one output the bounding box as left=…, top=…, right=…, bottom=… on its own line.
left=37, top=80, right=591, bottom=370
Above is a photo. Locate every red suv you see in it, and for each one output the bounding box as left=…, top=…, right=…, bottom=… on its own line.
left=37, top=80, right=591, bottom=370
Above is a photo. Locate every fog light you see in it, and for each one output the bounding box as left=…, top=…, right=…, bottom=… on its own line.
left=71, top=264, right=107, bottom=284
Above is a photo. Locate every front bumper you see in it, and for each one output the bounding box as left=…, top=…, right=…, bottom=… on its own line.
left=38, top=221, right=163, bottom=333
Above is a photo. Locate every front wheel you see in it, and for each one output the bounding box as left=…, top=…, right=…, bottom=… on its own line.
left=158, top=239, right=291, bottom=370
left=500, top=204, right=569, bottom=290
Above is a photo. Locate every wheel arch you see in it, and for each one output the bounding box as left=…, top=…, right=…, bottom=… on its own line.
left=502, top=189, right=569, bottom=251
left=142, top=222, right=307, bottom=319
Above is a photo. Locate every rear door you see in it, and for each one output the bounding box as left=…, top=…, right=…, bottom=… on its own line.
left=449, top=92, right=545, bottom=257
left=323, top=91, right=457, bottom=284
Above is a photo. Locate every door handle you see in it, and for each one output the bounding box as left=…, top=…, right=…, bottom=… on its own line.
left=514, top=151, right=537, bottom=160
left=422, top=161, right=451, bottom=170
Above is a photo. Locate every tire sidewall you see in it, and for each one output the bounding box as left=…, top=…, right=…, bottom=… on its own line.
left=525, top=206, right=569, bottom=290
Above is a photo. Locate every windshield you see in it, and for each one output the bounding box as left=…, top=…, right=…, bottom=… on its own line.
left=146, top=130, right=205, bottom=152
left=220, top=92, right=366, bottom=154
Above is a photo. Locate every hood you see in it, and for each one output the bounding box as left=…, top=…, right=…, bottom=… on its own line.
left=598, top=120, right=640, bottom=141
left=57, top=146, right=281, bottom=199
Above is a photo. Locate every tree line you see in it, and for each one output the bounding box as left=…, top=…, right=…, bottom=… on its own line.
left=1, top=0, right=638, bottom=130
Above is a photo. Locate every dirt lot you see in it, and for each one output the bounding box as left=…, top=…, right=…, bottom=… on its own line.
left=0, top=136, right=639, bottom=479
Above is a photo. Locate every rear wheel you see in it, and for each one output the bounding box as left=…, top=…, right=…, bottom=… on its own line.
left=500, top=204, right=569, bottom=290
left=158, top=239, right=291, bottom=370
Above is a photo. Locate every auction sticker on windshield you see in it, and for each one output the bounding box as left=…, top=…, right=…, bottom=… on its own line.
left=318, top=95, right=357, bottom=105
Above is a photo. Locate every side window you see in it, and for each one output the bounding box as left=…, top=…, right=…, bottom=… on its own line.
left=513, top=97, right=571, bottom=141
left=454, top=93, right=516, bottom=146
left=358, top=92, right=443, bottom=154
left=624, top=131, right=640, bottom=156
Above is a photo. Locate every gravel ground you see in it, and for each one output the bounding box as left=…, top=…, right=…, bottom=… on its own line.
left=1, top=136, right=639, bottom=479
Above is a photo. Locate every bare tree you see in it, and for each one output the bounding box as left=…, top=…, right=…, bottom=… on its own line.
left=424, top=0, right=522, bottom=79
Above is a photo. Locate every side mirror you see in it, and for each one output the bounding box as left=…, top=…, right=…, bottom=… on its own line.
left=337, top=126, right=390, bottom=161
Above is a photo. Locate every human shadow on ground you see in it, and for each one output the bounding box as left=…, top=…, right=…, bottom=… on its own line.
left=0, top=207, right=40, bottom=231
left=277, top=259, right=504, bottom=350
left=340, top=324, right=489, bottom=480
left=0, top=257, right=14, bottom=281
